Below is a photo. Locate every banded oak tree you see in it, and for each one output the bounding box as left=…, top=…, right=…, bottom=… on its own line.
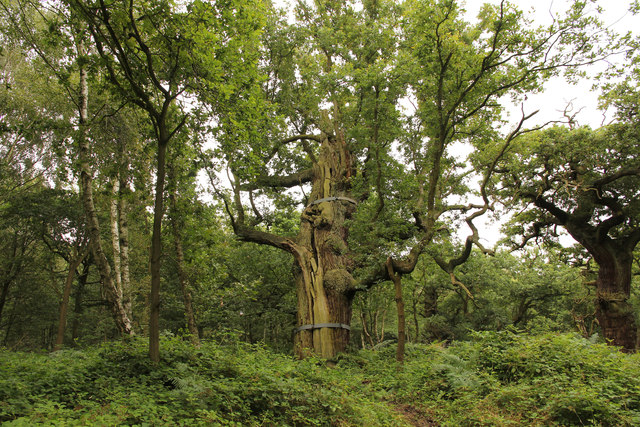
left=210, top=0, right=610, bottom=358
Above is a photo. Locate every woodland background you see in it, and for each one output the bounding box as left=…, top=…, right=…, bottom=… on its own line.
left=1, top=0, right=640, bottom=424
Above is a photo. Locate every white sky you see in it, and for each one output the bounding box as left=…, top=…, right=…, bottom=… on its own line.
left=458, top=0, right=638, bottom=247
left=465, top=0, right=637, bottom=128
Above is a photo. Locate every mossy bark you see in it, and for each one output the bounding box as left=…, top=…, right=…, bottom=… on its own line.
left=592, top=249, right=637, bottom=352
left=568, top=223, right=638, bottom=352
left=387, top=259, right=405, bottom=363
left=293, top=135, right=356, bottom=359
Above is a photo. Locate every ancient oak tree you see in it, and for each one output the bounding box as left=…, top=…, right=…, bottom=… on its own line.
left=499, top=125, right=640, bottom=351
left=208, top=0, right=612, bottom=358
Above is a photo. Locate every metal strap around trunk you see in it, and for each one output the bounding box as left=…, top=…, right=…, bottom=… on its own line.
left=296, top=323, right=351, bottom=332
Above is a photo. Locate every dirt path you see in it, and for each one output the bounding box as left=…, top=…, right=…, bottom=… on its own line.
left=393, top=403, right=440, bottom=426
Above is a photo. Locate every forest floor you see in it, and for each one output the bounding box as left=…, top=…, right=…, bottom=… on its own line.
left=1, top=331, right=639, bottom=426
left=392, top=403, right=439, bottom=426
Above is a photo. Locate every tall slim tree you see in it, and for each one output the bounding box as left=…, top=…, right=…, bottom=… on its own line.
left=167, top=142, right=200, bottom=345
left=0, top=0, right=136, bottom=336
left=69, top=0, right=264, bottom=362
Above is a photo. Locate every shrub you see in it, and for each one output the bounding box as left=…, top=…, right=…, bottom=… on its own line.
left=0, top=337, right=405, bottom=426
left=2, top=332, right=639, bottom=426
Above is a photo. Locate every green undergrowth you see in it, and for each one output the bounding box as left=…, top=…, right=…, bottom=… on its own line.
left=1, top=331, right=639, bottom=426
left=0, top=336, right=403, bottom=426
left=339, top=331, right=640, bottom=426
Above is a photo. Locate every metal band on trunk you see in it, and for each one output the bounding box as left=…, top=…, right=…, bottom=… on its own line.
left=296, top=323, right=351, bottom=332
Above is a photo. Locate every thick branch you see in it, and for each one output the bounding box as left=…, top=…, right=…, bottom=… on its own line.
left=623, top=229, right=640, bottom=253
left=234, top=224, right=296, bottom=252
left=596, top=214, right=626, bottom=242
left=590, top=166, right=640, bottom=189
left=263, top=134, right=323, bottom=163
left=240, top=168, right=314, bottom=191
left=521, top=192, right=570, bottom=224
left=433, top=237, right=473, bottom=273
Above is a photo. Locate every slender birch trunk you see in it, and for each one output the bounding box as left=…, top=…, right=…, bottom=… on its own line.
left=118, top=180, right=133, bottom=323
left=110, top=178, right=123, bottom=294
left=76, top=50, right=133, bottom=336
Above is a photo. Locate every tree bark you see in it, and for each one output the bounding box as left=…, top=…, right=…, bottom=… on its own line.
left=592, top=247, right=637, bottom=352
left=110, top=178, right=123, bottom=299
left=291, top=135, right=357, bottom=359
left=149, top=139, right=167, bottom=364
left=118, top=186, right=133, bottom=323
left=387, top=258, right=406, bottom=363
left=411, top=286, right=422, bottom=342
left=360, top=311, right=375, bottom=348
left=230, top=134, right=357, bottom=359
left=561, top=216, right=639, bottom=352
left=110, top=175, right=133, bottom=324
left=54, top=247, right=87, bottom=351
left=71, top=258, right=91, bottom=342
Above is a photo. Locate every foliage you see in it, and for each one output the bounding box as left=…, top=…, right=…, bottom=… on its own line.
left=161, top=200, right=297, bottom=350
left=498, top=124, right=640, bottom=246
left=2, top=332, right=640, bottom=425
left=351, top=248, right=594, bottom=347
left=0, top=336, right=404, bottom=426
left=340, top=330, right=640, bottom=426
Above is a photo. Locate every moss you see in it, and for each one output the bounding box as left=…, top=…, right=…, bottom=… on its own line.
left=324, top=234, right=347, bottom=255
left=597, top=291, right=628, bottom=302
left=597, top=292, right=634, bottom=315
left=324, top=269, right=355, bottom=292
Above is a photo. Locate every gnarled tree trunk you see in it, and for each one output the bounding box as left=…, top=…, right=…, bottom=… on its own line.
left=592, top=247, right=637, bottom=352
left=567, top=221, right=638, bottom=352
left=293, top=134, right=356, bottom=359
